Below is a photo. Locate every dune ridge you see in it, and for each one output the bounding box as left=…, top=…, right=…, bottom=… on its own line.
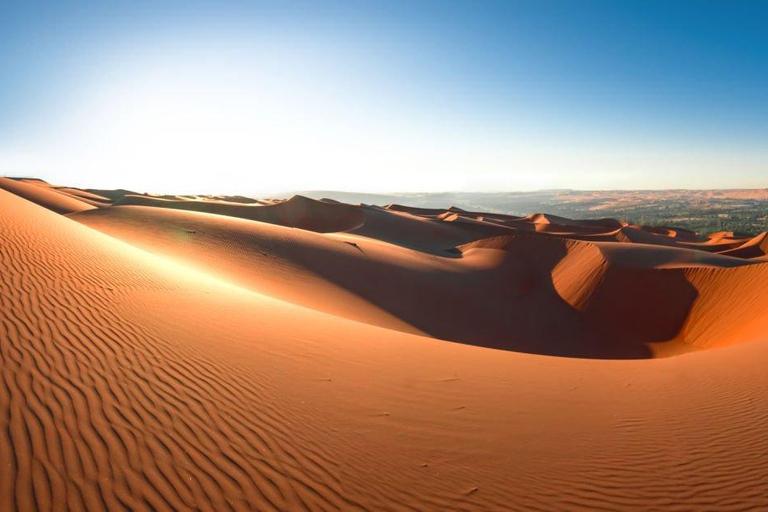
left=0, top=177, right=96, bottom=215
left=114, top=194, right=365, bottom=233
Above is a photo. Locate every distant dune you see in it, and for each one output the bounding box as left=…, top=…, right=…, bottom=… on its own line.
left=294, top=188, right=768, bottom=236
left=3, top=177, right=768, bottom=510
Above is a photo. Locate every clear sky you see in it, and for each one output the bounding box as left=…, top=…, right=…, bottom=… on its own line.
left=1, top=0, right=767, bottom=194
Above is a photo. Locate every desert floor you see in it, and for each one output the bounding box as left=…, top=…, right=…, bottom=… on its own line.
left=2, top=176, right=768, bottom=510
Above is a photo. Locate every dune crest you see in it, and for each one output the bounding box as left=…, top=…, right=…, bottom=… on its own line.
left=0, top=177, right=96, bottom=214
left=114, top=193, right=365, bottom=233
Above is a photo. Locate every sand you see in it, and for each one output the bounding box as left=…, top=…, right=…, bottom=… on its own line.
left=2, top=178, right=768, bottom=510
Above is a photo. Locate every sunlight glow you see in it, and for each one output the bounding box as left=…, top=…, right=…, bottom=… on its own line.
left=2, top=7, right=766, bottom=194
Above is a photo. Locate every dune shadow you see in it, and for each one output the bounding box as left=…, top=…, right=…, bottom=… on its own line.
left=305, top=239, right=700, bottom=360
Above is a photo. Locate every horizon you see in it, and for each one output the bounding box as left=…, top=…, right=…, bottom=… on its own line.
left=2, top=1, right=767, bottom=192
left=5, top=174, right=768, bottom=197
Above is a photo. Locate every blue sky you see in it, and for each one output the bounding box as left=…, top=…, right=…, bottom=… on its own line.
left=1, top=0, right=766, bottom=193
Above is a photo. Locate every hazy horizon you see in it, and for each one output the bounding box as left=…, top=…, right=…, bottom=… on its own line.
left=2, top=0, right=767, bottom=193
left=6, top=173, right=768, bottom=198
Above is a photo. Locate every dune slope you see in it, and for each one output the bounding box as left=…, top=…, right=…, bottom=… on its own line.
left=0, top=177, right=96, bottom=215
left=114, top=194, right=365, bottom=233
left=70, top=201, right=768, bottom=359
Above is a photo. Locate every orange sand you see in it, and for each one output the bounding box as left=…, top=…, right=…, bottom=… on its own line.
left=2, top=178, right=768, bottom=510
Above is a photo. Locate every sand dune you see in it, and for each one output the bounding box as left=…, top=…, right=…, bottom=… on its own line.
left=0, top=177, right=96, bottom=214
left=71, top=205, right=423, bottom=335
left=72, top=204, right=768, bottom=358
left=3, top=177, right=768, bottom=509
left=114, top=194, right=365, bottom=233
left=720, top=231, right=768, bottom=259
left=52, top=187, right=113, bottom=207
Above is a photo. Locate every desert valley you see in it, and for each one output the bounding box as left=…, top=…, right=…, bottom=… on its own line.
left=2, top=175, right=768, bottom=510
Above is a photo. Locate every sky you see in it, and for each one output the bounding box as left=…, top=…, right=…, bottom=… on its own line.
left=1, top=0, right=767, bottom=194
